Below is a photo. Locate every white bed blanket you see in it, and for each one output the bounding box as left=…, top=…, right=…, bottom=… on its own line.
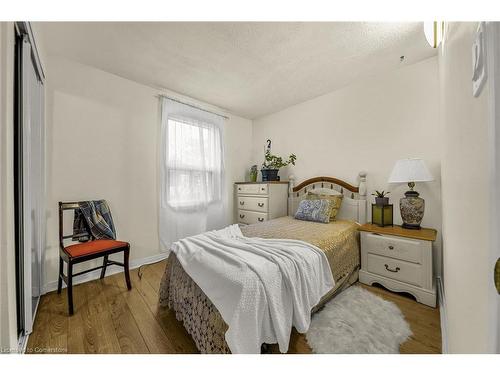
left=170, top=224, right=335, bottom=353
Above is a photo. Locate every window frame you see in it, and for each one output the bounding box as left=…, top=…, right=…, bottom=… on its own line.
left=164, top=116, right=223, bottom=210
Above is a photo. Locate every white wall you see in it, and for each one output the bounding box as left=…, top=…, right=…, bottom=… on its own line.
left=252, top=57, right=443, bottom=274
left=44, top=56, right=252, bottom=290
left=439, top=22, right=497, bottom=353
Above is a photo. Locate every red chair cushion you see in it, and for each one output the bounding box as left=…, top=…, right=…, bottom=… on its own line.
left=65, top=239, right=128, bottom=258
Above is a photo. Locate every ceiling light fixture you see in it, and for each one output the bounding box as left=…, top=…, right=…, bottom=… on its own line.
left=424, top=21, right=444, bottom=48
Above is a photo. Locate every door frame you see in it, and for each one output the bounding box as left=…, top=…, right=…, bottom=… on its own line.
left=485, top=21, right=500, bottom=353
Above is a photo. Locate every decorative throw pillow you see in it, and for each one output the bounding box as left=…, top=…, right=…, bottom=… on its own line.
left=294, top=199, right=332, bottom=223
left=306, top=191, right=343, bottom=220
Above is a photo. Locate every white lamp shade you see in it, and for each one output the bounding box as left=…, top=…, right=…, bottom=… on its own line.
left=388, top=158, right=434, bottom=183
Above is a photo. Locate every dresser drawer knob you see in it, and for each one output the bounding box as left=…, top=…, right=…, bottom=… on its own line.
left=258, top=218, right=264, bottom=222
left=239, top=201, right=244, bottom=205
left=384, top=264, right=400, bottom=273
left=238, top=187, right=241, bottom=190
left=388, top=245, right=394, bottom=250
left=239, top=214, right=245, bottom=219
left=258, top=203, right=264, bottom=207
left=261, top=187, right=265, bottom=191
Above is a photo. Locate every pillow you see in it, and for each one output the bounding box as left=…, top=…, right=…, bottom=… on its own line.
left=306, top=191, right=343, bottom=220
left=294, top=199, right=332, bottom=223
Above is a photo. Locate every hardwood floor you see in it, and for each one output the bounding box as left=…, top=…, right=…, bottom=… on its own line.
left=26, top=260, right=441, bottom=354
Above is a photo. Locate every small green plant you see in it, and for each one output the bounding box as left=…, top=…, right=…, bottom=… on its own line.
left=262, top=150, right=297, bottom=169
left=372, top=190, right=390, bottom=198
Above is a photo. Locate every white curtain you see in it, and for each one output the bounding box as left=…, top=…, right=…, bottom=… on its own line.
left=159, top=98, right=227, bottom=252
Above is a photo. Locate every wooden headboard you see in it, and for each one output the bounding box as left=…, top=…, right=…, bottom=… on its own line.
left=288, top=172, right=367, bottom=224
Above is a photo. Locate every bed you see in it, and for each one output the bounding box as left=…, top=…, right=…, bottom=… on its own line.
left=159, top=174, right=367, bottom=353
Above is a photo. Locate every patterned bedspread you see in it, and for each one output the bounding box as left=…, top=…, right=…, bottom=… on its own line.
left=158, top=216, right=360, bottom=353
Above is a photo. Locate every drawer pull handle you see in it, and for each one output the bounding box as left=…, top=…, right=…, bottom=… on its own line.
left=384, top=264, right=400, bottom=273
left=238, top=187, right=241, bottom=190
left=388, top=245, right=394, bottom=250
left=258, top=218, right=264, bottom=222
left=239, top=201, right=244, bottom=205
left=261, top=188, right=265, bottom=191
left=258, top=203, right=264, bottom=207
left=239, top=214, right=245, bottom=219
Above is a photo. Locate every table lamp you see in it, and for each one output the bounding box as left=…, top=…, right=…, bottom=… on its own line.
left=388, top=158, right=434, bottom=229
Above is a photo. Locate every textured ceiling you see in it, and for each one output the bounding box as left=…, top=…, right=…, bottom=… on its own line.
left=36, top=22, right=436, bottom=119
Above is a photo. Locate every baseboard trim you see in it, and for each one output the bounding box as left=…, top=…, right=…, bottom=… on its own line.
left=437, top=276, right=448, bottom=354
left=42, top=252, right=169, bottom=294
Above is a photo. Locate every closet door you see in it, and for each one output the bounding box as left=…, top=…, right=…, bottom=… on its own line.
left=19, top=34, right=45, bottom=335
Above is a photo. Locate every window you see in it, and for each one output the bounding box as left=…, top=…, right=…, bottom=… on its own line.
left=165, top=117, right=223, bottom=209
left=159, top=97, right=226, bottom=249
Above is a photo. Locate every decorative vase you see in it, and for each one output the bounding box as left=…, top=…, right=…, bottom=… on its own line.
left=261, top=169, right=279, bottom=181
left=400, top=190, right=425, bottom=229
left=375, top=197, right=389, bottom=206
left=249, top=170, right=257, bottom=182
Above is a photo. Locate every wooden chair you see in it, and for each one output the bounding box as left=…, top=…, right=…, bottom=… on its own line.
left=58, top=201, right=131, bottom=315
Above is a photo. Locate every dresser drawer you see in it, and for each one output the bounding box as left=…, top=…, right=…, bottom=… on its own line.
left=362, top=232, right=422, bottom=264
left=237, top=210, right=268, bottom=225
left=237, top=196, right=268, bottom=213
left=367, top=253, right=422, bottom=287
left=236, top=184, right=268, bottom=195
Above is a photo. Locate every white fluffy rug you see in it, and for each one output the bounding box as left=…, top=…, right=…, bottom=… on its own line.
left=306, top=286, right=412, bottom=353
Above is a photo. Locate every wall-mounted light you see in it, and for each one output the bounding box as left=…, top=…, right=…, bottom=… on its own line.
left=424, top=21, right=444, bottom=48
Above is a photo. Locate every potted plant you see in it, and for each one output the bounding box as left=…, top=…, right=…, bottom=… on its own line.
left=372, top=190, right=390, bottom=206
left=261, top=150, right=297, bottom=181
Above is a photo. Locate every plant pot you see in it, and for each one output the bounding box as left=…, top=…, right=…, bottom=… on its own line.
left=261, top=169, right=279, bottom=182
left=375, top=197, right=389, bottom=206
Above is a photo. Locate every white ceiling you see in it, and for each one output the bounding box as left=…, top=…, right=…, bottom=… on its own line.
left=37, top=22, right=436, bottom=119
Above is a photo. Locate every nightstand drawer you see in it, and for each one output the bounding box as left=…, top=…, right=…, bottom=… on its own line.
left=237, top=196, right=268, bottom=213
left=367, top=253, right=422, bottom=287
left=236, top=184, right=268, bottom=195
left=237, top=210, right=268, bottom=225
left=362, top=232, right=422, bottom=264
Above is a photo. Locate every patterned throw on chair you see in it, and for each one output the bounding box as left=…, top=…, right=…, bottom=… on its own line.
left=72, top=200, right=116, bottom=241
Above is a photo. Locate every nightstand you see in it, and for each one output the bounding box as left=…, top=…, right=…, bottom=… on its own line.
left=358, top=223, right=437, bottom=307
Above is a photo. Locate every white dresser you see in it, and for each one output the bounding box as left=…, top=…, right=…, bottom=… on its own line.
left=235, top=182, right=289, bottom=225
left=358, top=223, right=437, bottom=307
